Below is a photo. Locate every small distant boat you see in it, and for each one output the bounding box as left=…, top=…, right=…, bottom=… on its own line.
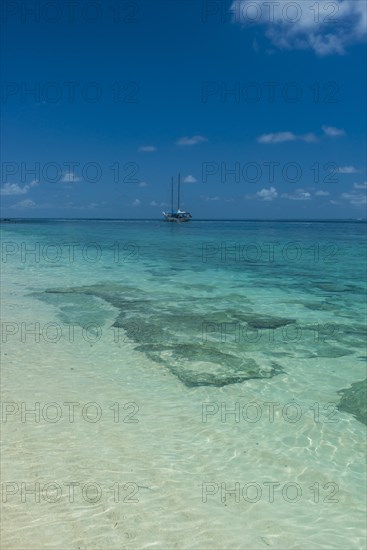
left=163, top=174, right=192, bottom=222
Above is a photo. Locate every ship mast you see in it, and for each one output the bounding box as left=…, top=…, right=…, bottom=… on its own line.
left=177, top=173, right=181, bottom=211
left=171, top=176, right=174, bottom=213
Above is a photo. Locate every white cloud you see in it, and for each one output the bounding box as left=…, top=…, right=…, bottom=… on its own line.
left=29, top=179, right=40, bottom=187
left=255, top=187, right=278, bottom=201
left=132, top=198, right=141, bottom=206
left=282, top=189, right=311, bottom=201
left=258, top=132, right=296, bottom=144
left=341, top=182, right=367, bottom=206
left=176, top=135, right=207, bottom=146
left=341, top=192, right=366, bottom=206
left=138, top=181, right=148, bottom=187
left=354, top=181, right=367, bottom=189
left=11, top=199, right=36, bottom=208
left=322, top=125, right=345, bottom=137
left=138, top=146, right=157, bottom=152
left=258, top=125, right=347, bottom=144
left=337, top=166, right=360, bottom=174
left=183, top=175, right=197, bottom=183
left=150, top=201, right=158, bottom=206
left=302, top=133, right=318, bottom=143
left=257, top=131, right=317, bottom=144
left=61, top=172, right=82, bottom=183
left=201, top=195, right=220, bottom=201
left=231, top=0, right=367, bottom=56
left=315, top=190, right=330, bottom=196
left=1, top=183, right=30, bottom=195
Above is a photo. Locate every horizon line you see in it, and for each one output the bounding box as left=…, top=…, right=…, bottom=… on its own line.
left=1, top=217, right=366, bottom=223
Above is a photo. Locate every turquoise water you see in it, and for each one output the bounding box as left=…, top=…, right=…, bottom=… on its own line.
left=1, top=220, right=366, bottom=549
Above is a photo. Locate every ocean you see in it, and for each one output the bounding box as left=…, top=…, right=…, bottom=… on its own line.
left=1, top=219, right=366, bottom=549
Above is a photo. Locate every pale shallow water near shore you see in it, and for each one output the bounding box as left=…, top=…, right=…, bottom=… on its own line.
left=1, top=220, right=366, bottom=549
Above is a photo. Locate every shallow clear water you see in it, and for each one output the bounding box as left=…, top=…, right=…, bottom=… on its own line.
left=1, top=220, right=366, bottom=549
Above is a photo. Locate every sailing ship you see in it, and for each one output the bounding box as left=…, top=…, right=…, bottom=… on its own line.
left=163, top=174, right=192, bottom=222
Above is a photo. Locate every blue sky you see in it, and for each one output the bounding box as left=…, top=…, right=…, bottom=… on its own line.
left=1, top=0, right=366, bottom=219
